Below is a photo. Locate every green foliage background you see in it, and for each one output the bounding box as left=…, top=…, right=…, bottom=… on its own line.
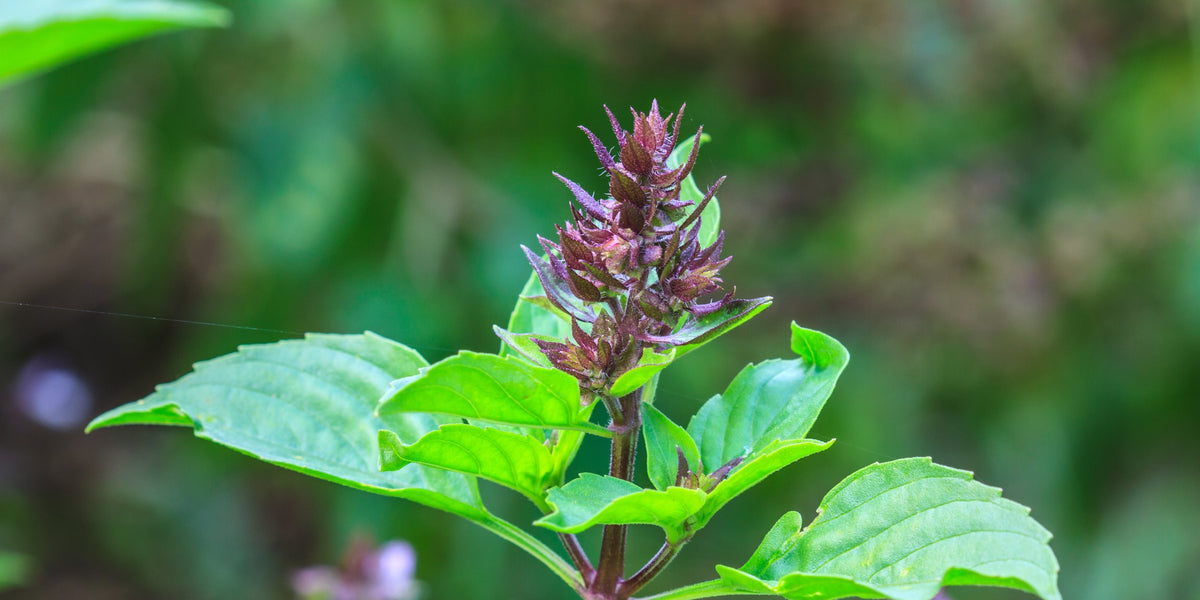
left=1, top=1, right=1198, bottom=598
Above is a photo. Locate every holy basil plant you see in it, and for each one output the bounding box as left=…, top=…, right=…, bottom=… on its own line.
left=88, top=104, right=1061, bottom=600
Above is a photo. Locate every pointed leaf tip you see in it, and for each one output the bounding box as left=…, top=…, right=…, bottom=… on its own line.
left=789, top=322, right=850, bottom=372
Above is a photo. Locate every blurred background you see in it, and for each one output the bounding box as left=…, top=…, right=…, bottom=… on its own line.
left=2, top=0, right=1199, bottom=598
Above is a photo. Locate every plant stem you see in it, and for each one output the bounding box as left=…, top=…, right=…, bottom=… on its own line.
left=593, top=387, right=643, bottom=595
left=476, top=515, right=583, bottom=592
left=633, top=579, right=761, bottom=600
left=560, top=532, right=595, bottom=584
left=618, top=540, right=681, bottom=598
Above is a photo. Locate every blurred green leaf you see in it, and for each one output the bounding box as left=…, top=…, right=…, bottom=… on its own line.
left=535, top=473, right=706, bottom=544
left=0, top=0, right=229, bottom=87
left=717, top=458, right=1061, bottom=600
left=667, top=133, right=721, bottom=248
left=87, top=333, right=487, bottom=519
left=378, top=351, right=608, bottom=436
left=0, top=552, right=29, bottom=591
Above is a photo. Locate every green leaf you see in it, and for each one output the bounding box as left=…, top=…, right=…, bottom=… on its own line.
left=0, top=0, right=230, bottom=87
left=717, top=458, right=1061, bottom=600
left=547, top=401, right=596, bottom=486
left=694, top=438, right=834, bottom=530
left=644, top=297, right=774, bottom=355
left=667, top=133, right=721, bottom=248
left=522, top=248, right=596, bottom=323
left=86, top=333, right=584, bottom=589
left=87, top=332, right=488, bottom=520
left=688, top=323, right=848, bottom=470
left=641, top=403, right=701, bottom=491
left=535, top=474, right=706, bottom=543
left=610, top=346, right=675, bottom=397
left=493, top=325, right=554, bottom=368
left=500, top=276, right=595, bottom=486
left=378, top=351, right=608, bottom=436
left=379, top=424, right=556, bottom=507
left=0, top=552, right=29, bottom=592
left=502, top=272, right=571, bottom=352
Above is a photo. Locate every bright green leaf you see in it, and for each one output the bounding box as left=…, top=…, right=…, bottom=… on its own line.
left=641, top=403, right=701, bottom=491
left=0, top=0, right=229, bottom=87
left=694, top=438, right=834, bottom=530
left=790, top=321, right=850, bottom=371
left=610, top=347, right=675, bottom=397
left=667, top=133, right=721, bottom=248
left=378, top=351, right=607, bottom=436
left=688, top=323, right=848, bottom=470
left=87, top=332, right=488, bottom=520
left=379, top=424, right=556, bottom=507
left=641, top=370, right=661, bottom=405
left=535, top=474, right=706, bottom=543
left=717, top=458, right=1061, bottom=600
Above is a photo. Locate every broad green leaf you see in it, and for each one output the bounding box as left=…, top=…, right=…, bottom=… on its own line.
left=644, top=297, right=774, bottom=355
left=493, top=325, right=554, bottom=368
left=693, top=439, right=834, bottom=530
left=86, top=334, right=582, bottom=589
left=641, top=403, right=701, bottom=491
left=379, top=424, right=556, bottom=507
left=610, top=346, right=675, bottom=397
left=87, top=332, right=488, bottom=520
left=378, top=351, right=607, bottom=436
left=688, top=323, right=848, bottom=470
left=535, top=474, right=706, bottom=543
left=0, top=0, right=229, bottom=87
left=0, top=552, right=29, bottom=592
left=667, top=133, right=721, bottom=248
left=716, top=458, right=1061, bottom=600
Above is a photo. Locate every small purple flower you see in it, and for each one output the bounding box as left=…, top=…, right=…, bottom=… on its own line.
left=292, top=537, right=420, bottom=600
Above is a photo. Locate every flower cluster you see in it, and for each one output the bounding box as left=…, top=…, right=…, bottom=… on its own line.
left=522, top=102, right=742, bottom=393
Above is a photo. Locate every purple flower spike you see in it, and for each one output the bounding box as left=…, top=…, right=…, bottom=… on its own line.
left=522, top=103, right=755, bottom=391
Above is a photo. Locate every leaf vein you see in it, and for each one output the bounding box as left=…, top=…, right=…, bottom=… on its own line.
left=809, top=475, right=964, bottom=531
left=863, top=529, right=1052, bottom=582
left=809, top=497, right=1016, bottom=573
left=457, top=364, right=549, bottom=425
